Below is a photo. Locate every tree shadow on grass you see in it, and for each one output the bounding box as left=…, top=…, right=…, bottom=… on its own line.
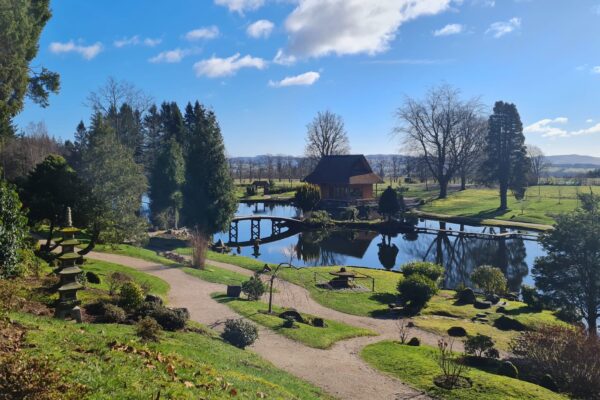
left=148, top=237, right=189, bottom=252
left=473, top=208, right=511, bottom=220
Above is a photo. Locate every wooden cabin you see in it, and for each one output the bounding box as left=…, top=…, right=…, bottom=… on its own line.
left=303, top=155, right=383, bottom=204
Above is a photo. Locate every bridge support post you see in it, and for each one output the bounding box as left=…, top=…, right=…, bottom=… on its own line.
left=251, top=219, right=260, bottom=241
left=229, top=221, right=238, bottom=244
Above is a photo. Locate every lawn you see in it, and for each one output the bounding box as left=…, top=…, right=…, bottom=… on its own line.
left=12, top=312, right=331, bottom=400
left=93, top=243, right=181, bottom=266
left=213, top=294, right=376, bottom=349
left=419, top=186, right=599, bottom=226
left=361, top=341, right=566, bottom=400
left=182, top=265, right=249, bottom=286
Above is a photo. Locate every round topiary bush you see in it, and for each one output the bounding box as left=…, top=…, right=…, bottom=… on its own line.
left=85, top=271, right=101, bottom=284
left=103, top=304, right=126, bottom=323
left=493, top=315, right=527, bottom=331
left=282, top=316, right=296, bottom=328
left=401, top=261, right=444, bottom=281
left=151, top=307, right=188, bottom=331
left=119, top=281, right=145, bottom=309
left=407, top=337, right=420, bottom=346
left=456, top=287, right=476, bottom=304
left=136, top=317, right=162, bottom=342
left=221, top=319, right=259, bottom=349
left=447, top=326, right=468, bottom=337
left=398, top=273, right=438, bottom=311
left=241, top=275, right=266, bottom=301
left=498, top=361, right=518, bottom=378
left=540, top=374, right=559, bottom=392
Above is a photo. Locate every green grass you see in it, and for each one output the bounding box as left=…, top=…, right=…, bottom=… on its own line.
left=12, top=312, right=331, bottom=400
left=93, top=243, right=181, bottom=266
left=213, top=294, right=376, bottom=349
left=182, top=265, right=249, bottom=286
left=419, top=186, right=600, bottom=226
left=361, top=341, right=566, bottom=400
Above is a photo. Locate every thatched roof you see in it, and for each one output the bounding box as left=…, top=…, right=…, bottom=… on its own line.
left=304, top=155, right=383, bottom=185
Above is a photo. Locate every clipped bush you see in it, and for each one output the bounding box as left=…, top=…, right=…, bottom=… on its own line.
left=456, top=287, right=476, bottom=304
left=221, top=319, right=258, bottom=349
left=540, top=374, right=559, bottom=392
left=151, top=307, right=187, bottom=331
left=84, top=300, right=107, bottom=316
left=107, top=271, right=132, bottom=295
left=398, top=273, right=438, bottom=311
left=85, top=271, right=101, bottom=284
left=282, top=316, right=296, bottom=328
left=294, top=184, right=321, bottom=212
left=136, top=317, right=161, bottom=342
left=520, top=285, right=543, bottom=311
left=447, top=326, right=467, bottom=337
left=493, top=315, right=527, bottom=331
left=464, top=334, right=498, bottom=358
left=407, top=337, right=420, bottom=346
left=401, top=261, right=444, bottom=282
left=241, top=275, right=266, bottom=301
left=498, top=361, right=518, bottom=379
left=312, top=317, right=326, bottom=328
left=119, top=281, right=145, bottom=309
left=471, top=265, right=507, bottom=296
left=102, top=304, right=126, bottom=323
left=305, top=210, right=332, bottom=227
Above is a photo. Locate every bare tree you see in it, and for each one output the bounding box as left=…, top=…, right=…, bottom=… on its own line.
left=85, top=76, right=153, bottom=114
left=527, top=145, right=548, bottom=185
left=456, top=115, right=487, bottom=190
left=395, top=85, right=484, bottom=198
left=305, top=111, right=350, bottom=160
left=391, top=155, right=401, bottom=184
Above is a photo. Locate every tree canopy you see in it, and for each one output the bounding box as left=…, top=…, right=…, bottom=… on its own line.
left=305, top=111, right=350, bottom=160
left=378, top=186, right=402, bottom=221
left=0, top=177, right=28, bottom=278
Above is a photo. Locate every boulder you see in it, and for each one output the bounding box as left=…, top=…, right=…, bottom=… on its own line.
left=407, top=337, right=420, bottom=346
left=493, top=315, right=527, bottom=331
left=226, top=285, right=242, bottom=298
left=486, top=294, right=501, bottom=304
left=474, top=300, right=492, bottom=309
left=457, top=288, right=476, bottom=304
left=279, top=309, right=304, bottom=324
left=447, top=326, right=468, bottom=337
left=312, top=318, right=326, bottom=328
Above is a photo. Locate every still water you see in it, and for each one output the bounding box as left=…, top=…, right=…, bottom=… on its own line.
left=214, top=202, right=545, bottom=292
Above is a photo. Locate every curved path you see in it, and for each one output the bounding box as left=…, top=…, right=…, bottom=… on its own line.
left=87, top=251, right=431, bottom=400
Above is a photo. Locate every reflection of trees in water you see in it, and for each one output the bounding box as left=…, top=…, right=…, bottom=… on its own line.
left=378, top=235, right=399, bottom=270
left=405, top=222, right=528, bottom=291
left=295, top=231, right=347, bottom=266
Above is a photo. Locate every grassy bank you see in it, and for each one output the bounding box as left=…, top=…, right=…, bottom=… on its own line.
left=182, top=265, right=249, bottom=286
left=12, top=312, right=331, bottom=400
left=214, top=294, right=375, bottom=349
left=361, top=341, right=565, bottom=400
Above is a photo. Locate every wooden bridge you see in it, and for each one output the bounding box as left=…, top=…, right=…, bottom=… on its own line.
left=414, top=226, right=539, bottom=241
left=228, top=216, right=303, bottom=246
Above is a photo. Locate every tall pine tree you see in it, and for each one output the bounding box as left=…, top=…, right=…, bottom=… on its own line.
left=481, top=101, right=529, bottom=210
left=149, top=137, right=185, bottom=229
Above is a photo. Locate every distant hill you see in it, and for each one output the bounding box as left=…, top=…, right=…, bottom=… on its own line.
left=545, top=154, right=600, bottom=166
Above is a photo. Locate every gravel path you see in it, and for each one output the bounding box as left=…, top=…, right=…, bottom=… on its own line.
left=86, top=251, right=431, bottom=400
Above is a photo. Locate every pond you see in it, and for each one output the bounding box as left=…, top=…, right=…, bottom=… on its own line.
left=214, top=202, right=545, bottom=292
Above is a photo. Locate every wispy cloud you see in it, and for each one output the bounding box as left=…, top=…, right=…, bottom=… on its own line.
left=433, top=23, right=464, bottom=36
left=269, top=71, right=320, bottom=87
left=149, top=48, right=188, bottom=63
left=247, top=20, right=275, bottom=39
left=592, top=66, right=600, bottom=74
left=525, top=117, right=600, bottom=138
left=486, top=17, right=521, bottom=38
left=49, top=40, right=102, bottom=60
left=185, top=26, right=220, bottom=41
left=363, top=58, right=453, bottom=65
left=194, top=53, right=267, bottom=78
left=214, top=0, right=265, bottom=14
left=114, top=35, right=162, bottom=48
left=273, top=49, right=296, bottom=66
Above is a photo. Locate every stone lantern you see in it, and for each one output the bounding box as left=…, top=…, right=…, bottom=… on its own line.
left=55, top=207, right=84, bottom=321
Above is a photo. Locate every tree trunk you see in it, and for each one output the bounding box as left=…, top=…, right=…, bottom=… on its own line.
left=460, top=172, right=467, bottom=191
left=44, top=221, right=54, bottom=251
left=587, top=310, right=598, bottom=337
left=499, top=183, right=508, bottom=210
left=438, top=178, right=448, bottom=199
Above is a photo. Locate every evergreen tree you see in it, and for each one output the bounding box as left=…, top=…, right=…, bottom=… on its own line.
left=182, top=102, right=236, bottom=236
left=0, top=177, right=28, bottom=278
left=143, top=105, right=162, bottom=170
left=481, top=101, right=529, bottom=210
left=378, top=186, right=402, bottom=221
left=149, top=138, right=185, bottom=229
left=80, top=113, right=147, bottom=244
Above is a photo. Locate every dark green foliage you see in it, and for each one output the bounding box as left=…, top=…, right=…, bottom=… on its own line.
left=540, top=374, right=558, bottom=392
left=294, top=184, right=321, bottom=212
left=107, top=103, right=145, bottom=164
left=304, top=210, right=332, bottom=227
left=221, top=318, right=259, bottom=349
left=241, top=275, right=266, bottom=301
left=397, top=273, right=438, bottom=311
left=0, top=0, right=59, bottom=137
left=378, top=186, right=402, bottom=220
left=470, top=265, right=507, bottom=296
left=149, top=138, right=185, bottom=229
left=342, top=206, right=359, bottom=221
left=401, top=261, right=444, bottom=282
left=493, top=315, right=527, bottom=331
left=85, top=271, right=100, bottom=284
left=447, top=326, right=467, bottom=337
left=534, top=192, right=600, bottom=335
left=152, top=308, right=187, bottom=331
left=498, top=361, right=518, bottom=379
left=119, top=281, right=145, bottom=310
left=102, top=304, right=126, bottom=323
left=456, top=287, right=476, bottom=304
left=0, top=179, right=28, bottom=278
left=282, top=316, right=296, bottom=328
left=464, top=334, right=498, bottom=358
left=407, top=337, right=420, bottom=346
left=181, top=102, right=236, bottom=235
left=520, top=285, right=543, bottom=311
left=136, top=317, right=162, bottom=342
left=481, top=101, right=529, bottom=210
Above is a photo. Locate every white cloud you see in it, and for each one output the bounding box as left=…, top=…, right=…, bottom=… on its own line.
left=273, top=49, right=297, bottom=65
left=486, top=17, right=521, bottom=38
left=592, top=66, right=600, bottom=74
left=143, top=38, right=162, bottom=47
left=269, top=71, right=320, bottom=87
left=185, top=26, right=220, bottom=41
left=524, top=117, right=600, bottom=138
left=114, top=35, right=162, bottom=48
left=283, top=0, right=454, bottom=58
left=247, top=20, right=275, bottom=38
left=433, top=23, right=464, bottom=36
left=214, top=0, right=264, bottom=13
left=49, top=40, right=102, bottom=60
left=194, top=53, right=267, bottom=77
left=149, top=48, right=187, bottom=63
left=587, top=119, right=595, bottom=123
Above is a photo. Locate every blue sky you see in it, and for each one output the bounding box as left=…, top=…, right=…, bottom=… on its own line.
left=15, top=0, right=600, bottom=157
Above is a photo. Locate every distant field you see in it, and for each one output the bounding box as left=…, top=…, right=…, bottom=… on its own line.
left=419, top=185, right=599, bottom=226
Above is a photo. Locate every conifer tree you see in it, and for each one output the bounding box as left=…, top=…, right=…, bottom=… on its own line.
left=149, top=137, right=185, bottom=229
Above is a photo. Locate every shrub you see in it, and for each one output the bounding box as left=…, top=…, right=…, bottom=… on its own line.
left=498, top=361, right=518, bottom=379
left=119, top=281, right=145, bottom=309
left=85, top=271, right=101, bottom=284
left=510, top=325, right=600, bottom=398
left=378, top=186, right=401, bottom=221
left=402, top=262, right=444, bottom=282
left=464, top=334, right=498, bottom=359
left=106, top=271, right=132, bottom=295
left=470, top=265, right=507, bottom=296
left=221, top=319, right=258, bottom=349
left=456, top=287, right=476, bottom=304
left=407, top=337, right=420, bottom=346
left=435, top=338, right=469, bottom=389
left=102, top=304, right=126, bottom=323
left=447, top=326, right=467, bottom=337
left=245, top=186, right=257, bottom=196
left=294, top=184, right=321, bottom=212
left=241, top=275, right=266, bottom=301
left=305, top=210, right=332, bottom=227
left=493, top=315, right=527, bottom=331
left=0, top=180, right=28, bottom=279
left=398, top=273, right=438, bottom=311
left=540, top=374, right=559, bottom=392
left=136, top=317, right=161, bottom=342
left=282, top=316, right=296, bottom=328
left=151, top=307, right=187, bottom=331
left=342, top=206, right=359, bottom=221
